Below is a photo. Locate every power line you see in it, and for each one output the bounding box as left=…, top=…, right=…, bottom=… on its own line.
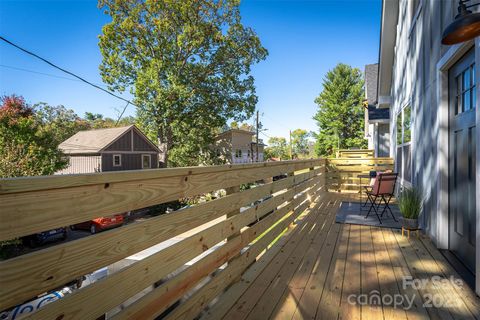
left=260, top=131, right=271, bottom=139
left=262, top=112, right=290, bottom=133
left=115, top=101, right=130, bottom=126
left=0, top=35, right=138, bottom=109
left=0, top=64, right=108, bottom=87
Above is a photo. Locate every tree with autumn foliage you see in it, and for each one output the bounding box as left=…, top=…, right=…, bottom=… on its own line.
left=0, top=95, right=68, bottom=177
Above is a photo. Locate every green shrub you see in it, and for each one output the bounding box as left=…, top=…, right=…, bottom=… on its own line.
left=398, top=187, right=422, bottom=219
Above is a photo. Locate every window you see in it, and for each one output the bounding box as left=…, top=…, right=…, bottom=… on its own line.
left=113, top=154, right=122, bottom=167
left=235, top=149, right=242, bottom=158
left=247, top=149, right=251, bottom=158
left=454, top=63, right=476, bottom=115
left=396, top=105, right=412, bottom=183
left=142, top=154, right=151, bottom=169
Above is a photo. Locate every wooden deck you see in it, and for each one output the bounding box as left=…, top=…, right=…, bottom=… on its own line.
left=204, top=193, right=480, bottom=320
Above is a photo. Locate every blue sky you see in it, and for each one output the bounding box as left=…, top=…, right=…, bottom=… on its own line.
left=0, top=0, right=381, bottom=140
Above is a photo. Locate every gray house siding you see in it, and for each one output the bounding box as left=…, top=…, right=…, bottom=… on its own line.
left=104, top=132, right=132, bottom=152
left=383, top=0, right=480, bottom=292
left=132, top=131, right=158, bottom=152
left=377, top=124, right=390, bottom=157
left=102, top=153, right=158, bottom=171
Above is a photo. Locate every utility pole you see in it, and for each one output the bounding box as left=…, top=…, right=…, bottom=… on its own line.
left=256, top=110, right=259, bottom=162
left=289, top=130, right=293, bottom=160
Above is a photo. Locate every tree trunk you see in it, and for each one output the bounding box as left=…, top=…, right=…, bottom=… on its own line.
left=157, top=125, right=173, bottom=168
left=157, top=128, right=167, bottom=168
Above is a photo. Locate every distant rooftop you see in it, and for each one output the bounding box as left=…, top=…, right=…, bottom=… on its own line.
left=59, top=125, right=159, bottom=154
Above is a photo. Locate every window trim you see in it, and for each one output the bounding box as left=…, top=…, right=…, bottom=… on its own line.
left=142, top=154, right=151, bottom=169
left=113, top=154, right=122, bottom=167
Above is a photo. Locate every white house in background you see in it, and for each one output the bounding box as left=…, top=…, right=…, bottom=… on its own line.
left=364, top=63, right=390, bottom=157
left=214, top=128, right=265, bottom=164
left=377, top=0, right=480, bottom=292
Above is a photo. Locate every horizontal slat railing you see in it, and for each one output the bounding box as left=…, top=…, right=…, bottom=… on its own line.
left=336, top=149, right=374, bottom=158
left=325, top=157, right=394, bottom=192
left=0, top=159, right=327, bottom=319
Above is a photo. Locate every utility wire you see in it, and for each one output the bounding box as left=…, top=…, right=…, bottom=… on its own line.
left=0, top=36, right=138, bottom=109
left=260, top=131, right=272, bottom=139
left=0, top=64, right=108, bottom=87
left=115, top=101, right=130, bottom=126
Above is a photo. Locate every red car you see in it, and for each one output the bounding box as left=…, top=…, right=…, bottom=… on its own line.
left=71, top=214, right=124, bottom=234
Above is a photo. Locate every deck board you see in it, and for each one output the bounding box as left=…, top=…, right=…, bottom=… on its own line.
left=207, top=194, right=480, bottom=320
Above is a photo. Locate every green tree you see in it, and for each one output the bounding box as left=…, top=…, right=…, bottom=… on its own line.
left=98, top=0, right=268, bottom=167
left=84, top=112, right=137, bottom=129
left=0, top=95, right=67, bottom=178
left=313, top=63, right=366, bottom=157
left=264, top=136, right=288, bottom=160
left=35, top=103, right=91, bottom=145
left=291, top=129, right=309, bottom=158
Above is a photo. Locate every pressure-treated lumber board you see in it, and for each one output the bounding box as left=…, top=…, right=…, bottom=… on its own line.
left=370, top=227, right=408, bottom=320
left=0, top=171, right=321, bottom=311
left=390, top=229, right=455, bottom=320
left=358, top=226, right=384, bottom=319
left=406, top=234, right=475, bottom=319
left=199, top=194, right=330, bottom=320
left=339, top=224, right=361, bottom=320
left=0, top=161, right=324, bottom=241
left=380, top=228, right=430, bottom=319
left=163, top=187, right=322, bottom=320
left=325, top=165, right=394, bottom=172
left=327, top=157, right=393, bottom=164
left=111, top=187, right=307, bottom=320
left=0, top=159, right=325, bottom=194
left=24, top=181, right=320, bottom=320
left=24, top=179, right=322, bottom=320
left=419, top=237, right=480, bottom=318
left=290, top=207, right=342, bottom=320
left=314, top=223, right=350, bottom=320
left=261, top=198, right=339, bottom=320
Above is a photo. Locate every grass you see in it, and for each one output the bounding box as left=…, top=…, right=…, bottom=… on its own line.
left=398, top=187, right=422, bottom=219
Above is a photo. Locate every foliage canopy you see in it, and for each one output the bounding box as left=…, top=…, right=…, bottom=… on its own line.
left=98, top=0, right=268, bottom=166
left=313, top=63, right=366, bottom=156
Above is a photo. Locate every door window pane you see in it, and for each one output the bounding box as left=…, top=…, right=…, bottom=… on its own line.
left=463, top=69, right=471, bottom=90
left=404, top=145, right=412, bottom=182
left=404, top=106, right=411, bottom=143
left=456, top=75, right=463, bottom=114
left=396, top=147, right=403, bottom=179
left=472, top=64, right=476, bottom=109
left=464, top=90, right=471, bottom=111
left=396, top=113, right=402, bottom=145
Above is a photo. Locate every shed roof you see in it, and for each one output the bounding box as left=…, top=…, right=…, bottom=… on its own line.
left=59, top=125, right=159, bottom=154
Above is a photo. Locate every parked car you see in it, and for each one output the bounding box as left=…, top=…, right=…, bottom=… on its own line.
left=21, top=228, right=67, bottom=247
left=71, top=214, right=124, bottom=234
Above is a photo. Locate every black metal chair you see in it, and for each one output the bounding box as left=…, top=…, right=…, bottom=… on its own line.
left=364, top=173, right=398, bottom=224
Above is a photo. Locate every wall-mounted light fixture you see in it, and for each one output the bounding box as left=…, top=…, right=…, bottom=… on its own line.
left=442, top=0, right=480, bottom=45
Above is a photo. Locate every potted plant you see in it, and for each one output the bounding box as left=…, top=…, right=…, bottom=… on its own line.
left=398, top=187, right=422, bottom=229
